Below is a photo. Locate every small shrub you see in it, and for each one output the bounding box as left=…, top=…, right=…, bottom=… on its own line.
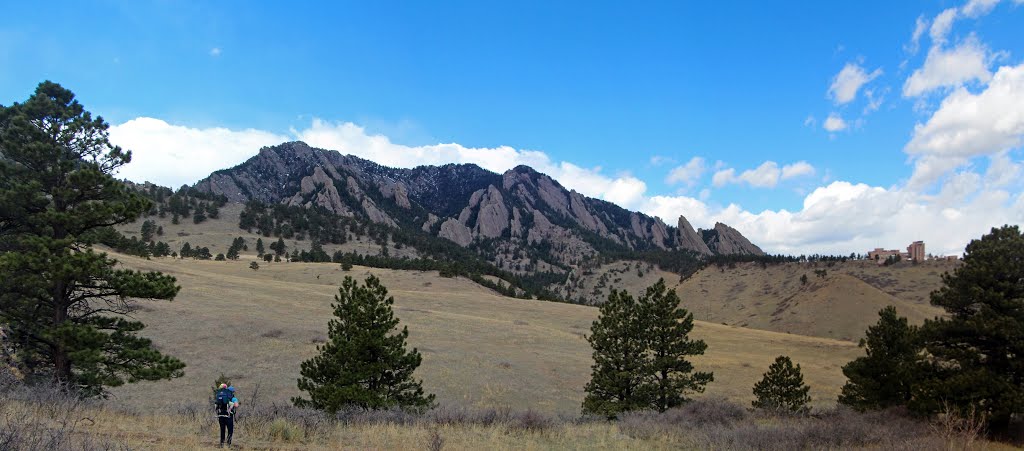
left=268, top=418, right=304, bottom=442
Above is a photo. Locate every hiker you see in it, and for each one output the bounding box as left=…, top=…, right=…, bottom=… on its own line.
left=215, top=384, right=238, bottom=446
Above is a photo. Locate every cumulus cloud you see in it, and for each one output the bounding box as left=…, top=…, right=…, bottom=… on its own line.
left=781, top=161, right=816, bottom=180
left=109, top=117, right=289, bottom=188
left=823, top=113, right=848, bottom=132
left=828, top=62, right=883, bottom=105
left=711, top=161, right=815, bottom=188
left=903, top=35, right=992, bottom=97
left=666, top=157, right=706, bottom=187
left=905, top=62, right=1024, bottom=187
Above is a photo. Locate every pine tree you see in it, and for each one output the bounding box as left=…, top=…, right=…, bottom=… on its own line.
left=140, top=220, right=156, bottom=242
left=0, top=81, right=184, bottom=395
left=293, top=276, right=434, bottom=413
left=752, top=356, right=811, bottom=413
left=912, top=225, right=1024, bottom=432
left=638, top=279, right=713, bottom=412
left=180, top=242, right=192, bottom=259
left=274, top=237, right=286, bottom=256
left=582, top=289, right=650, bottom=417
left=839, top=306, right=920, bottom=410
left=256, top=238, right=265, bottom=256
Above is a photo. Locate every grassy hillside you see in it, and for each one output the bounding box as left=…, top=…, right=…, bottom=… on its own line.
left=107, top=253, right=861, bottom=415
left=567, top=259, right=954, bottom=341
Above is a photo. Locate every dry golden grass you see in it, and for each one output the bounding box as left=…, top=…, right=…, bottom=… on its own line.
left=573, top=259, right=954, bottom=341
left=107, top=252, right=861, bottom=416
left=4, top=393, right=1010, bottom=451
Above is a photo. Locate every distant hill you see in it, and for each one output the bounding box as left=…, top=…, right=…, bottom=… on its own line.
left=556, top=258, right=953, bottom=341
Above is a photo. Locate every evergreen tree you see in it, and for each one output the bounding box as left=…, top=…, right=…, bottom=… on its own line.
left=180, top=242, right=192, bottom=259
left=274, top=237, right=286, bottom=256
left=256, top=238, right=265, bottom=256
left=582, top=289, right=649, bottom=417
left=249, top=262, right=259, bottom=271
left=156, top=225, right=163, bottom=236
left=752, top=356, right=811, bottom=413
left=0, top=81, right=184, bottom=395
left=293, top=276, right=434, bottom=413
left=839, top=306, right=921, bottom=410
left=912, top=225, right=1024, bottom=432
left=140, top=220, right=156, bottom=242
left=637, top=279, right=713, bottom=412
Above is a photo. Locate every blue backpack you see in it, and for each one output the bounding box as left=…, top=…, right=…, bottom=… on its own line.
left=215, top=388, right=233, bottom=414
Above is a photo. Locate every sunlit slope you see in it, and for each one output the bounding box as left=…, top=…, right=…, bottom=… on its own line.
left=108, top=253, right=860, bottom=415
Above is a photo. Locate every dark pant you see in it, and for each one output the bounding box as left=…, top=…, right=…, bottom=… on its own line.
left=218, top=416, right=234, bottom=444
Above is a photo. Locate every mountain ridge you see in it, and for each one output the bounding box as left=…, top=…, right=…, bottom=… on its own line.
left=193, top=141, right=763, bottom=260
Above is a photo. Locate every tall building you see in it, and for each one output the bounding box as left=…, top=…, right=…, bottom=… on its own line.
left=907, top=241, right=925, bottom=262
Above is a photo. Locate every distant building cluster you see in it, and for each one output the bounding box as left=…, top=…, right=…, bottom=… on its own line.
left=867, top=241, right=933, bottom=264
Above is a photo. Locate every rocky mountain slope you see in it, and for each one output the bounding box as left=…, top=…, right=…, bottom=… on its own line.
left=196, top=141, right=760, bottom=260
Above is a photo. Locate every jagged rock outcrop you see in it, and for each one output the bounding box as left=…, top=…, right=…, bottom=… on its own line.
left=701, top=222, right=765, bottom=256
left=439, top=217, right=473, bottom=247
left=676, top=215, right=712, bottom=255
left=287, top=166, right=353, bottom=216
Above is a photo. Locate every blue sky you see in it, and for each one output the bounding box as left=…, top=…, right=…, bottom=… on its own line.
left=2, top=1, right=1023, bottom=255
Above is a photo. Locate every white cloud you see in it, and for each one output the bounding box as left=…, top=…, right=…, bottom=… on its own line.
left=962, top=0, right=1000, bottom=17
left=828, top=62, right=883, bottom=105
left=711, top=168, right=735, bottom=188
left=903, top=35, right=991, bottom=97
left=781, top=161, right=816, bottom=180
left=711, top=161, right=815, bottom=188
left=803, top=115, right=816, bottom=127
left=985, top=152, right=1022, bottom=187
left=906, top=15, right=929, bottom=55
left=736, top=161, right=781, bottom=188
left=930, top=8, right=959, bottom=44
left=666, top=157, right=706, bottom=186
left=109, top=118, right=289, bottom=188
left=863, top=88, right=887, bottom=114
left=823, top=113, right=848, bottom=132
left=209, top=47, right=222, bottom=57
left=906, top=63, right=1024, bottom=160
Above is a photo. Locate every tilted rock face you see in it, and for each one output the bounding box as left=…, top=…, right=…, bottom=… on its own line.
left=344, top=176, right=397, bottom=227
left=702, top=222, right=765, bottom=256
left=439, top=218, right=473, bottom=247
left=474, top=185, right=509, bottom=239
left=676, top=215, right=712, bottom=255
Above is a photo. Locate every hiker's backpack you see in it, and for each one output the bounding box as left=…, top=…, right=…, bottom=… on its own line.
left=215, top=388, right=233, bottom=414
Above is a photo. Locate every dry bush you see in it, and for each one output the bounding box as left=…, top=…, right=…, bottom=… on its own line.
left=932, top=402, right=987, bottom=450
left=0, top=381, right=126, bottom=451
